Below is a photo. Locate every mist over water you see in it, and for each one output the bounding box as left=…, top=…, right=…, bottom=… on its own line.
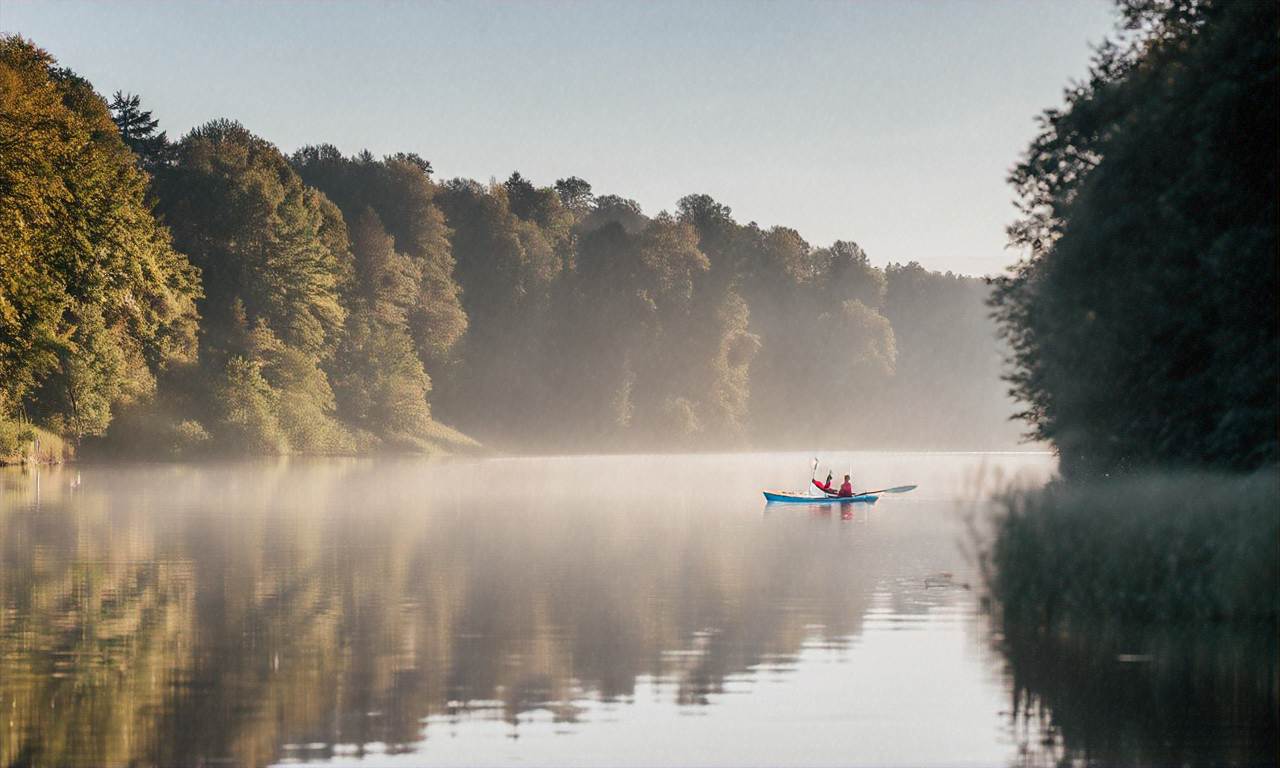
left=2, top=453, right=1271, bottom=766
left=0, top=453, right=1095, bottom=762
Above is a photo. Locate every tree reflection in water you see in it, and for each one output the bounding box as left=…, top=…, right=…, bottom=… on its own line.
left=1, top=458, right=893, bottom=767
left=996, top=617, right=1277, bottom=767
left=11, top=455, right=1264, bottom=767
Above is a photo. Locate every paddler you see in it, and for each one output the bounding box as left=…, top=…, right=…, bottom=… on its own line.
left=836, top=474, right=854, bottom=497
left=817, top=471, right=855, bottom=497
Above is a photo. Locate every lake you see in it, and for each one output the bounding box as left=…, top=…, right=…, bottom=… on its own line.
left=1, top=453, right=1273, bottom=766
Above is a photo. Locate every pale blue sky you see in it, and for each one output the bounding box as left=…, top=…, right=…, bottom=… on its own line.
left=2, top=1, right=1115, bottom=276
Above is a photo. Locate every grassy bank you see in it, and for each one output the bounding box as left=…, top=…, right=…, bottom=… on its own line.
left=352, top=418, right=483, bottom=456
left=0, top=420, right=73, bottom=466
left=981, top=472, right=1279, bottom=626
left=2, top=416, right=480, bottom=466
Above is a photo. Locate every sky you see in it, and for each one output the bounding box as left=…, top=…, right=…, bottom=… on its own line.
left=2, top=0, right=1116, bottom=277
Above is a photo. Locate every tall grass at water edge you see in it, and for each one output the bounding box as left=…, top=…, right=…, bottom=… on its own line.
left=981, top=472, right=1279, bottom=626
left=0, top=419, right=71, bottom=466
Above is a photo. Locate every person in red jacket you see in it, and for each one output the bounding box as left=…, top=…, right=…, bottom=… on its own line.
left=837, top=474, right=854, bottom=497
left=815, top=471, right=856, bottom=497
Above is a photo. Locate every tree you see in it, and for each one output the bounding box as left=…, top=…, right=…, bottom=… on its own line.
left=329, top=209, right=435, bottom=448
left=332, top=308, right=434, bottom=449
left=156, top=120, right=351, bottom=451
left=989, top=0, right=1278, bottom=477
left=292, top=145, right=467, bottom=369
left=812, top=240, right=884, bottom=309
left=431, top=178, right=564, bottom=441
left=579, top=194, right=648, bottom=234
left=503, top=171, right=574, bottom=245
left=554, top=176, right=594, bottom=216
left=0, top=37, right=200, bottom=441
left=214, top=356, right=285, bottom=453
left=1, top=34, right=1028, bottom=456
left=159, top=121, right=348, bottom=359
left=108, top=91, right=170, bottom=168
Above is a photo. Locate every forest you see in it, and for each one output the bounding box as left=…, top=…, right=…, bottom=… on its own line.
left=0, top=34, right=1018, bottom=459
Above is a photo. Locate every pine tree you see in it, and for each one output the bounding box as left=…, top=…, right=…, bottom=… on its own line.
left=108, top=91, right=170, bottom=168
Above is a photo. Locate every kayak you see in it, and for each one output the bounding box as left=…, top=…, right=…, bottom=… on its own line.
left=763, top=490, right=878, bottom=504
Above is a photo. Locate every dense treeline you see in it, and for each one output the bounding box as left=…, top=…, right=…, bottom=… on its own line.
left=1, top=35, right=1019, bottom=457
left=990, top=0, right=1278, bottom=478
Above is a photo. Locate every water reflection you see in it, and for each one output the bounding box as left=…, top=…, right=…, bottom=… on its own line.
left=997, top=619, right=1277, bottom=767
left=19, top=453, right=1260, bottom=766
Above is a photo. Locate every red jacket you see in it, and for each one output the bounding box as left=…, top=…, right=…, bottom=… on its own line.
left=814, top=479, right=856, bottom=497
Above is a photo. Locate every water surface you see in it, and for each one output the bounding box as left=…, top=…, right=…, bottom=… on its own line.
left=0, top=453, right=1271, bottom=766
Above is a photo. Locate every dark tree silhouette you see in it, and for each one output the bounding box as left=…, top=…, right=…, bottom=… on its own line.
left=990, top=0, right=1278, bottom=477
left=108, top=91, right=170, bottom=168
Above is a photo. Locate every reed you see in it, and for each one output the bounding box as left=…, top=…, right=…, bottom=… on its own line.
left=982, top=472, right=1279, bottom=626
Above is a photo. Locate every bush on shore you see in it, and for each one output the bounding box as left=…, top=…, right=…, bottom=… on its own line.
left=0, top=419, right=72, bottom=465
left=982, top=472, right=1279, bottom=626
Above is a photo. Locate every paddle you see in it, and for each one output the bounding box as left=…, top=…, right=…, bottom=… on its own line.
left=854, top=484, right=918, bottom=496
left=810, top=457, right=837, bottom=497
left=809, top=461, right=919, bottom=498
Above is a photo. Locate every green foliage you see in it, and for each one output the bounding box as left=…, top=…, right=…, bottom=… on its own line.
left=246, top=323, right=351, bottom=453
left=0, top=419, right=69, bottom=464
left=0, top=417, right=35, bottom=460
left=417, top=175, right=1012, bottom=451
left=290, top=149, right=468, bottom=450
left=505, top=171, right=574, bottom=243
left=554, top=176, right=594, bottom=216
left=158, top=120, right=348, bottom=360
left=0, top=36, right=200, bottom=444
left=332, top=308, right=434, bottom=449
left=95, top=402, right=212, bottom=458
left=34, top=303, right=154, bottom=439
left=428, top=177, right=566, bottom=443
left=579, top=194, right=648, bottom=234
left=669, top=198, right=899, bottom=446
left=214, top=356, right=285, bottom=454
left=292, top=145, right=467, bottom=368
left=990, top=0, right=1279, bottom=477
left=984, top=472, right=1280, bottom=625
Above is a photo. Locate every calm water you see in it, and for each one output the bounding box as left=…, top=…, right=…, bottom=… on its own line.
left=0, top=453, right=1273, bottom=767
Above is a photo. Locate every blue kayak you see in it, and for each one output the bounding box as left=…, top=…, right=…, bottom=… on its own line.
left=763, top=491, right=878, bottom=504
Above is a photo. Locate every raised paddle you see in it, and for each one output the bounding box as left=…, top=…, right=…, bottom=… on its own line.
left=810, top=457, right=839, bottom=497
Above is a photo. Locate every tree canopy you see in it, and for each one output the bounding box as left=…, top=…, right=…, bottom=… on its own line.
left=0, top=36, right=200, bottom=441
left=990, top=0, right=1278, bottom=477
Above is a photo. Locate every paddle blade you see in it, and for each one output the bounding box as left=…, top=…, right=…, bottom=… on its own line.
left=811, top=457, right=819, bottom=471
left=877, top=485, right=918, bottom=494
